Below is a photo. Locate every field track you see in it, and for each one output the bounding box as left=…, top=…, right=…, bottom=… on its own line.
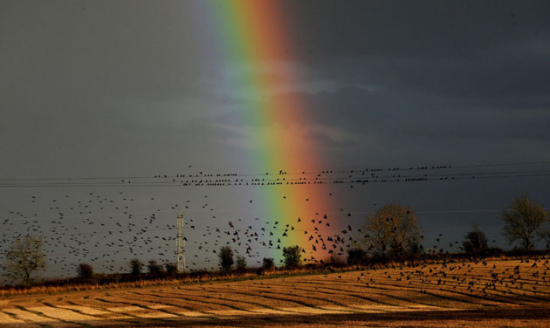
left=1, top=258, right=549, bottom=327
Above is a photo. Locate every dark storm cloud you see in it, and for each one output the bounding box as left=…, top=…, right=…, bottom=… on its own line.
left=253, top=1, right=550, bottom=168
left=1, top=0, right=549, bottom=173
left=280, top=0, right=550, bottom=150
left=0, top=0, right=199, bottom=105
left=286, top=0, right=549, bottom=60
left=0, top=1, right=220, bottom=177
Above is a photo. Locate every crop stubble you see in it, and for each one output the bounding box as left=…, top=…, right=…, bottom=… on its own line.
left=0, top=258, right=549, bottom=327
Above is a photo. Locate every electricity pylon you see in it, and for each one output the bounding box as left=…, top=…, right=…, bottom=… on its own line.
left=176, top=210, right=185, bottom=272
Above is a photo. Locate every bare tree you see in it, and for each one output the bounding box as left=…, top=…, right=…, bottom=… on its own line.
left=502, top=195, right=548, bottom=251
left=4, top=235, right=47, bottom=286
left=362, top=204, right=423, bottom=261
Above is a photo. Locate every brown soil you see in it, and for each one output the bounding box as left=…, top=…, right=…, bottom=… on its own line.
left=1, top=258, right=548, bottom=327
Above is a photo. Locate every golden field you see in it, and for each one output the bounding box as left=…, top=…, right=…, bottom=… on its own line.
left=1, top=258, right=549, bottom=327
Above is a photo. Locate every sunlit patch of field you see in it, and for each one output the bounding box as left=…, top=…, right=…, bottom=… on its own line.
left=0, top=258, right=549, bottom=327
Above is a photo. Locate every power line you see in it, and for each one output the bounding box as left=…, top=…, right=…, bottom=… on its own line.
left=0, top=170, right=548, bottom=188
left=0, top=160, right=548, bottom=187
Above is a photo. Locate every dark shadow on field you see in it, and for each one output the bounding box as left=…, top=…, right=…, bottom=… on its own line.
left=13, top=307, right=542, bottom=328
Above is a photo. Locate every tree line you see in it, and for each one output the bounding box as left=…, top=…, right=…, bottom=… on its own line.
left=2, top=195, right=548, bottom=286
left=351, top=195, right=549, bottom=264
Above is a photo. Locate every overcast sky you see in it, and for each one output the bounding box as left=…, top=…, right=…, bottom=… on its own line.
left=1, top=1, right=549, bottom=277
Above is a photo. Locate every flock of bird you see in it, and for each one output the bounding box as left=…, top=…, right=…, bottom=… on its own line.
left=0, top=181, right=375, bottom=279
left=0, top=163, right=547, bottom=281
left=348, top=257, right=550, bottom=299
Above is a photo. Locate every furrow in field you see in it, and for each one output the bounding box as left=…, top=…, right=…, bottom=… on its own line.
left=410, top=272, right=549, bottom=297
left=3, top=306, right=74, bottom=328
left=215, top=284, right=375, bottom=309
left=231, top=286, right=354, bottom=313
left=94, top=296, right=195, bottom=322
left=61, top=300, right=139, bottom=324
left=90, top=297, right=163, bottom=323
left=130, top=289, right=251, bottom=315
left=148, top=287, right=297, bottom=312
left=294, top=279, right=452, bottom=309
left=397, top=273, right=550, bottom=306
left=0, top=309, right=33, bottom=326
left=104, top=305, right=179, bottom=321
left=378, top=277, right=539, bottom=306
left=112, top=290, right=213, bottom=316
left=209, top=288, right=321, bottom=313
left=285, top=284, right=451, bottom=312
left=313, top=278, right=494, bottom=309
left=33, top=303, right=101, bottom=326
left=141, top=289, right=292, bottom=315
left=210, top=285, right=359, bottom=313
left=351, top=280, right=501, bottom=308
left=54, top=305, right=123, bottom=326
left=292, top=285, right=402, bottom=307
left=115, top=291, right=211, bottom=317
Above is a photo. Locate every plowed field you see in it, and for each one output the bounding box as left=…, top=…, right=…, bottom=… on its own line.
left=1, top=258, right=549, bottom=327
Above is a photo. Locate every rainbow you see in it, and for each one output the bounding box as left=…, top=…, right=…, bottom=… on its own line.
left=188, top=1, right=335, bottom=261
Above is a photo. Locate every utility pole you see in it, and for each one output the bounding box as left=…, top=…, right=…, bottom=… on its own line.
left=176, top=210, right=185, bottom=272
